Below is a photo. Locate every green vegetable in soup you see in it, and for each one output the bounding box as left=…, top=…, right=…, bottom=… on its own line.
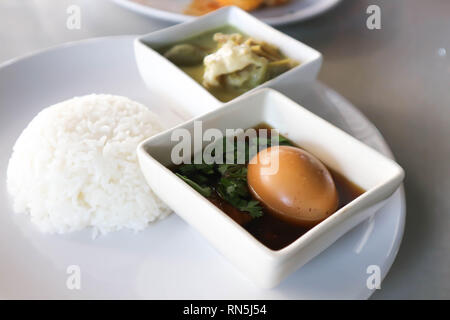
left=157, top=25, right=299, bottom=102
left=163, top=44, right=207, bottom=66
left=267, top=59, right=298, bottom=79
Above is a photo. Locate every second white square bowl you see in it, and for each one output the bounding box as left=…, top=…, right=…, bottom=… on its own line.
left=137, top=88, right=404, bottom=288
left=134, top=6, right=322, bottom=117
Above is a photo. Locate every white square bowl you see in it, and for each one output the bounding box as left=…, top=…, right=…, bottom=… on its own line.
left=137, top=88, right=404, bottom=288
left=134, top=6, right=322, bottom=117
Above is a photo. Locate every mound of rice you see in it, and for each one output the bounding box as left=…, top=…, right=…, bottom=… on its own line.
left=6, top=94, right=171, bottom=235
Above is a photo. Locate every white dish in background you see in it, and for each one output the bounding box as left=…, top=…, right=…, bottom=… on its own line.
left=0, top=36, right=405, bottom=299
left=111, top=0, right=343, bottom=26
left=138, top=88, right=404, bottom=288
left=135, top=6, right=322, bottom=117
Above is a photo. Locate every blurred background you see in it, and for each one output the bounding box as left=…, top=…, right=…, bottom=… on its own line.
left=1, top=0, right=449, bottom=299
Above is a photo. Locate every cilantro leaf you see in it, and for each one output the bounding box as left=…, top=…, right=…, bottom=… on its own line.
left=173, top=131, right=293, bottom=220
left=175, top=173, right=212, bottom=198
left=239, top=200, right=263, bottom=218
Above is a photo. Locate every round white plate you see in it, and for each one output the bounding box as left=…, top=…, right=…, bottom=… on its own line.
left=111, top=0, right=342, bottom=26
left=0, top=36, right=405, bottom=299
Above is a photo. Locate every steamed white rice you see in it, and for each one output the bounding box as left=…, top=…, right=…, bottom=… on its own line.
left=6, top=94, right=171, bottom=235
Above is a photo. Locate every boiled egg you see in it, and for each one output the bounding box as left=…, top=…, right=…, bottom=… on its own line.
left=247, top=146, right=339, bottom=227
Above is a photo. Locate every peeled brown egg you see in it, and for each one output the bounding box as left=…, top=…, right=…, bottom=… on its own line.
left=247, top=146, right=339, bottom=227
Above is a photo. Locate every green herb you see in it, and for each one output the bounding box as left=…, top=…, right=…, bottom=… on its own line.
left=239, top=200, right=264, bottom=218
left=215, top=163, right=263, bottom=218
left=178, top=163, right=215, bottom=176
left=216, top=176, right=263, bottom=218
left=277, top=135, right=291, bottom=145
left=175, top=173, right=212, bottom=198
left=173, top=132, right=291, bottom=219
left=218, top=164, right=247, bottom=179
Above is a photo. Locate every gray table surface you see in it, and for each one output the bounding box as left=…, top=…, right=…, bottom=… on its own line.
left=0, top=0, right=449, bottom=299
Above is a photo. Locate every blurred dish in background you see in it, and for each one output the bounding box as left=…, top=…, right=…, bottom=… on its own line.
left=111, top=0, right=342, bottom=26
left=185, top=0, right=291, bottom=16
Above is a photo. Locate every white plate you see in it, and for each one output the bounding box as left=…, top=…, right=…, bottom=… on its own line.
left=111, top=0, right=342, bottom=26
left=0, top=36, right=405, bottom=299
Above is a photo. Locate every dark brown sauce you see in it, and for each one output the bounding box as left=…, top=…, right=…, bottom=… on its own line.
left=172, top=124, right=365, bottom=251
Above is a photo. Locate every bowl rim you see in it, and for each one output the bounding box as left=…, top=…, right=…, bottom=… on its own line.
left=134, top=6, right=323, bottom=105
left=137, top=88, right=405, bottom=260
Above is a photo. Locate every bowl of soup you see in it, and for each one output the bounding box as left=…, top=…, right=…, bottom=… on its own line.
left=137, top=88, right=404, bottom=288
left=134, top=6, right=322, bottom=117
